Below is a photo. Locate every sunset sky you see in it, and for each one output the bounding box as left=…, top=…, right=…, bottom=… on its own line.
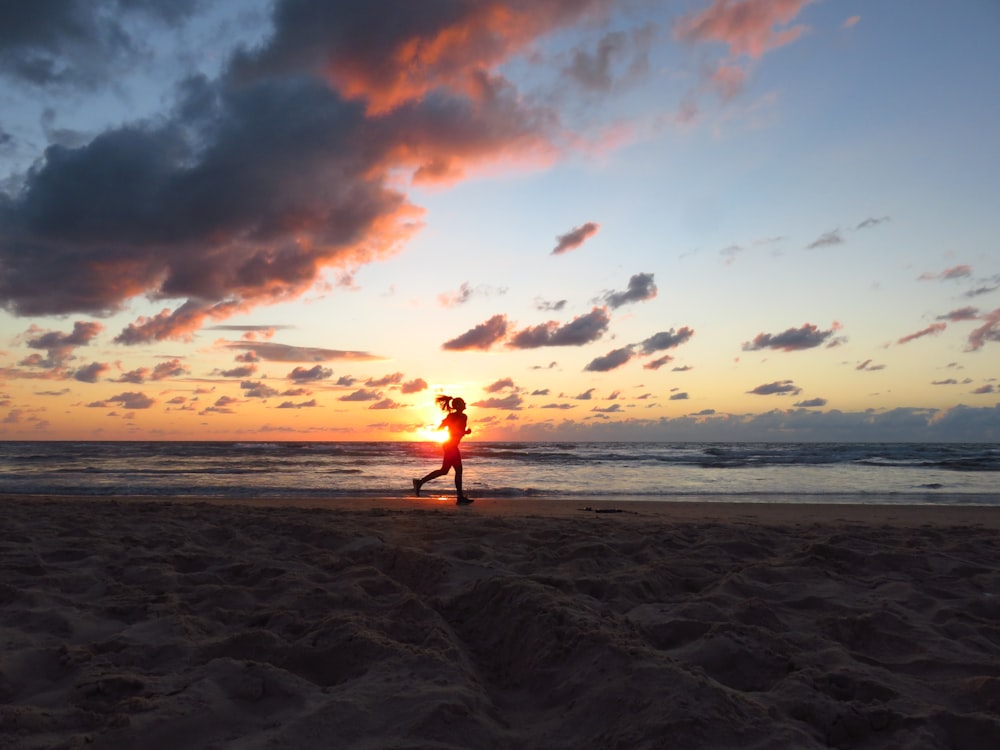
left=0, top=0, right=998, bottom=442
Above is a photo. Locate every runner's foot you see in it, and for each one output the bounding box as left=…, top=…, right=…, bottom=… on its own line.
left=412, top=479, right=421, bottom=497
left=456, top=496, right=473, bottom=504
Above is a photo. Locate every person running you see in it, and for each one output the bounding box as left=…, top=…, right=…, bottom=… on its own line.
left=413, top=395, right=472, bottom=504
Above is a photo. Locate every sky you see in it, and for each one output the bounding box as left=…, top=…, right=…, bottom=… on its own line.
left=0, top=0, right=998, bottom=443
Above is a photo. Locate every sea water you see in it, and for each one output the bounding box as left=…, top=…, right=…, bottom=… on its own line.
left=0, top=441, right=997, bottom=504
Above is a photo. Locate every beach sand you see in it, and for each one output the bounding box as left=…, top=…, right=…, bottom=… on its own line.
left=2, top=494, right=999, bottom=749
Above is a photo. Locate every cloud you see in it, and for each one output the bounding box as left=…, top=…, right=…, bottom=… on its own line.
left=508, top=307, right=610, bottom=348
left=73, top=362, right=110, bottom=383
left=485, top=377, right=516, bottom=393
left=603, top=273, right=657, bottom=308
left=806, top=230, right=843, bottom=249
left=220, top=364, right=257, bottom=378
left=897, top=322, right=947, bottom=345
left=743, top=322, right=839, bottom=352
left=471, top=394, right=523, bottom=410
left=370, top=398, right=402, bottom=410
left=442, top=314, right=509, bottom=351
left=277, top=399, right=318, bottom=409
left=584, top=347, right=634, bottom=372
left=937, top=307, right=980, bottom=322
left=400, top=378, right=428, bottom=394
left=241, top=380, right=280, bottom=399
left=643, top=355, right=674, bottom=371
left=856, top=359, right=886, bottom=372
left=674, top=0, right=812, bottom=59
left=0, top=0, right=201, bottom=88
left=918, top=265, right=973, bottom=281
left=640, top=327, right=695, bottom=354
left=971, top=385, right=995, bottom=395
left=535, top=298, right=567, bottom=312
left=223, top=341, right=379, bottom=362
left=856, top=215, right=888, bottom=229
left=105, top=391, right=156, bottom=409
left=2, top=0, right=608, bottom=336
left=288, top=365, right=333, bottom=382
left=23, top=321, right=103, bottom=367
left=669, top=392, right=689, bottom=401
left=842, top=16, right=861, bottom=29
left=794, top=397, right=827, bottom=407
left=339, top=388, right=382, bottom=402
left=563, top=28, right=651, bottom=93
left=552, top=222, right=600, bottom=255
left=967, top=308, right=1000, bottom=351
left=748, top=380, right=802, bottom=396
left=575, top=388, right=596, bottom=400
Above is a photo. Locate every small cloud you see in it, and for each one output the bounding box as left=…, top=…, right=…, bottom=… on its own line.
left=288, top=365, right=333, bottom=382
left=485, top=377, right=516, bottom=393
left=748, top=380, right=802, bottom=396
left=370, top=398, right=402, bottom=409
left=366, top=372, right=403, bottom=388
left=584, top=347, right=635, bottom=372
left=643, top=355, right=673, bottom=371
left=795, top=397, right=827, bottom=408
left=591, top=404, right=623, bottom=414
left=400, top=378, right=428, bottom=394
left=937, top=307, right=980, bottom=322
left=669, top=392, right=689, bottom=401
left=541, top=403, right=575, bottom=410
left=856, top=215, right=887, bottom=229
left=442, top=314, right=508, bottom=351
left=603, top=273, right=657, bottom=309
left=918, top=265, right=972, bottom=281
left=552, top=222, right=600, bottom=255
left=73, top=362, right=111, bottom=383
left=743, top=323, right=840, bottom=352
left=972, top=384, right=995, bottom=395
left=574, top=388, right=596, bottom=401
left=641, top=327, right=695, bottom=354
left=339, top=389, right=382, bottom=402
left=509, top=307, right=610, bottom=349
left=534, top=298, right=567, bottom=312
left=106, top=391, right=155, bottom=409
left=220, top=364, right=257, bottom=378
left=967, top=308, right=1000, bottom=351
left=843, top=15, right=861, bottom=29
left=277, top=399, right=318, bottom=409
left=241, top=380, right=280, bottom=398
left=806, top=230, right=844, bottom=250
left=897, top=323, right=947, bottom=345
left=471, top=394, right=523, bottom=410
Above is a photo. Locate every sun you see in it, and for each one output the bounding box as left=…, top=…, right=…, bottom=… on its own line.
left=418, top=424, right=448, bottom=443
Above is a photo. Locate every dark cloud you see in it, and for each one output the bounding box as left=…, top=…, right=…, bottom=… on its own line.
left=106, top=391, right=155, bottom=409
left=288, top=365, right=333, bottom=382
left=219, top=364, right=257, bottom=378
left=23, top=320, right=102, bottom=366
left=748, top=380, right=802, bottom=396
left=2, top=0, right=607, bottom=338
left=151, top=358, right=186, bottom=380
left=794, top=397, right=827, bottom=408
left=603, top=273, right=657, bottom=308
left=73, top=361, right=110, bottom=383
left=223, top=341, right=379, bottom=362
left=552, top=222, right=600, bottom=255
left=366, top=372, right=403, bottom=388
left=485, top=377, right=516, bottom=393
left=584, top=346, right=634, bottom=372
left=442, top=314, right=508, bottom=351
left=241, top=380, right=280, bottom=398
left=937, top=307, right=980, bottom=322
left=0, top=0, right=200, bottom=88
left=339, top=388, right=381, bottom=402
left=508, top=307, right=610, bottom=349
left=643, top=355, right=673, bottom=371
left=277, top=398, right=318, bottom=409
left=668, top=392, right=689, bottom=401
left=563, top=27, right=651, bottom=93
left=471, top=394, right=523, bottom=410
left=535, top=298, right=567, bottom=312
left=370, top=398, right=402, bottom=410
left=641, top=326, right=694, bottom=354
left=575, top=388, right=596, bottom=400
left=743, top=323, right=839, bottom=352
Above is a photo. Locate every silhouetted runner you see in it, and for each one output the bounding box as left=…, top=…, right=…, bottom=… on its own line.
left=413, top=395, right=472, bottom=504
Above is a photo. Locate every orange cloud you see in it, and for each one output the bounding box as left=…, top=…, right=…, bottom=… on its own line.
left=897, top=322, right=947, bottom=345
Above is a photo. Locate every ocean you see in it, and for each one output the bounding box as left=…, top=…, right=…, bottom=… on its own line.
left=0, top=441, right=998, bottom=505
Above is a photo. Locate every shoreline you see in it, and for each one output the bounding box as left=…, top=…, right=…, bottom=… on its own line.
left=4, top=491, right=1000, bottom=527
left=3, top=494, right=999, bottom=748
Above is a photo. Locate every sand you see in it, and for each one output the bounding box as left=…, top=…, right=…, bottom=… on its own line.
left=2, top=494, right=999, bottom=750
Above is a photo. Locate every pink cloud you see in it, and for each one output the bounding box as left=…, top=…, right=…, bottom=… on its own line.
left=967, top=308, right=1000, bottom=351
left=918, top=265, right=972, bottom=281
left=674, top=0, right=812, bottom=59
left=897, top=323, right=947, bottom=345
left=552, top=222, right=600, bottom=255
